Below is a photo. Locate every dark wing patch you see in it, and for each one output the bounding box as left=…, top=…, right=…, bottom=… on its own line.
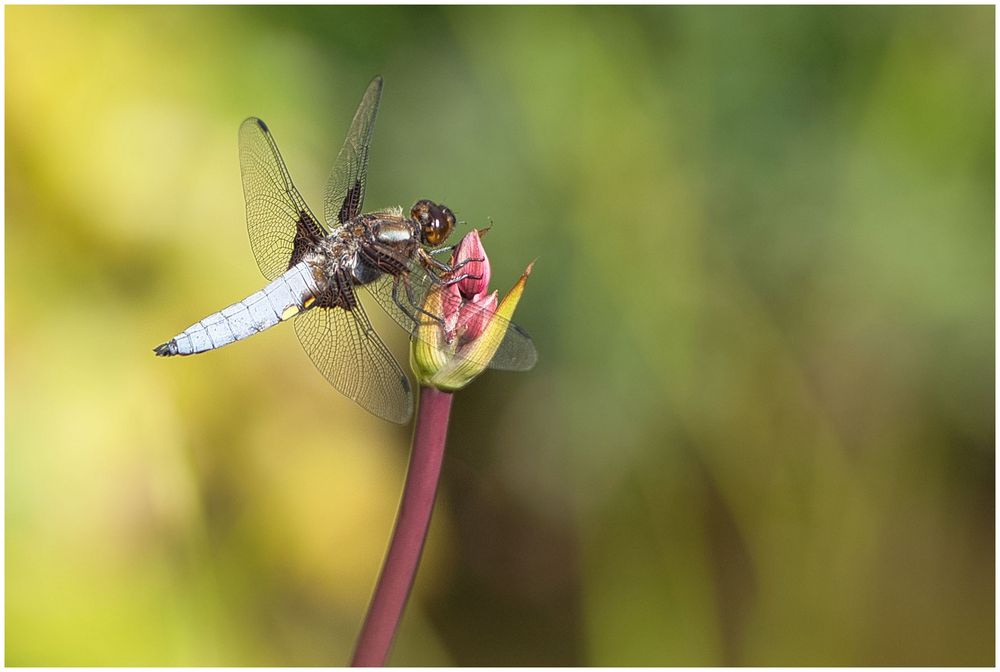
left=289, top=209, right=325, bottom=268
left=239, top=117, right=326, bottom=280
left=338, top=178, right=364, bottom=226
left=324, top=76, right=383, bottom=226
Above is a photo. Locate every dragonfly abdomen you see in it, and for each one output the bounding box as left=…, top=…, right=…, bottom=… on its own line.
left=154, top=261, right=319, bottom=357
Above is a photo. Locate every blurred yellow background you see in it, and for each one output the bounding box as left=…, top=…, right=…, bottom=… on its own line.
left=6, top=5, right=994, bottom=665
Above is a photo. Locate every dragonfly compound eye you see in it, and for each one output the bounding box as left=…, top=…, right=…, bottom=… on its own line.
left=441, top=205, right=456, bottom=234
left=410, top=199, right=433, bottom=225
left=413, top=199, right=454, bottom=246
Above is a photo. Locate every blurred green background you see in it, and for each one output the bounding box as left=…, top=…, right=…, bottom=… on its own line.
left=6, top=5, right=994, bottom=666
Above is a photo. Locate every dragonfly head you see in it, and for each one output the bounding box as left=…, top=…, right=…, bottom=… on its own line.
left=411, top=199, right=456, bottom=247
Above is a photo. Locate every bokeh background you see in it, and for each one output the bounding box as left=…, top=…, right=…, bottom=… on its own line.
left=6, top=5, right=994, bottom=666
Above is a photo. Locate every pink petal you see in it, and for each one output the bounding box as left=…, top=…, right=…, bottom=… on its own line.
left=450, top=230, right=491, bottom=300
left=456, top=291, right=498, bottom=343
left=441, top=283, right=462, bottom=340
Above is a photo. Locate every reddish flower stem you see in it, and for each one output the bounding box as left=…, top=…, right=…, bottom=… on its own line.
left=351, top=386, right=454, bottom=666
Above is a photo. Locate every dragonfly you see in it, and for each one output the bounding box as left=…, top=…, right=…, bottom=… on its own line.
left=155, top=76, right=536, bottom=423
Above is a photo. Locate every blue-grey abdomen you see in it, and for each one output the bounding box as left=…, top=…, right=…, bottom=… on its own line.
left=155, top=261, right=319, bottom=356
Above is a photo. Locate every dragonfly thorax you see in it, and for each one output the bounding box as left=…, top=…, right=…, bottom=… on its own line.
left=301, top=209, right=423, bottom=299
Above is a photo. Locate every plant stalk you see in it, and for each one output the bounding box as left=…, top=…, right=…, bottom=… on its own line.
left=351, top=386, right=454, bottom=666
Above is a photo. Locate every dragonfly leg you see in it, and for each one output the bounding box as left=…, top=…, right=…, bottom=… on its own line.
left=423, top=255, right=455, bottom=273
left=419, top=248, right=485, bottom=275
left=426, top=244, right=456, bottom=256
left=443, top=272, right=483, bottom=287
left=390, top=277, right=420, bottom=325
left=450, top=256, right=484, bottom=271
left=418, top=248, right=453, bottom=276
left=393, top=276, right=444, bottom=327
left=404, top=276, right=446, bottom=326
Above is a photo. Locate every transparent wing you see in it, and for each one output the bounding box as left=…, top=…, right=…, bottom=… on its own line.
left=324, top=75, right=383, bottom=227
left=363, top=261, right=538, bottom=372
left=239, top=117, right=326, bottom=281
left=294, top=302, right=413, bottom=424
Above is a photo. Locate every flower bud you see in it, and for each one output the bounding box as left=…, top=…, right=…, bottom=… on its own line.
left=451, top=229, right=491, bottom=300
left=410, top=231, right=532, bottom=391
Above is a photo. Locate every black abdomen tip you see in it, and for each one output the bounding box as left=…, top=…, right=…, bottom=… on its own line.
left=153, top=341, right=177, bottom=357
